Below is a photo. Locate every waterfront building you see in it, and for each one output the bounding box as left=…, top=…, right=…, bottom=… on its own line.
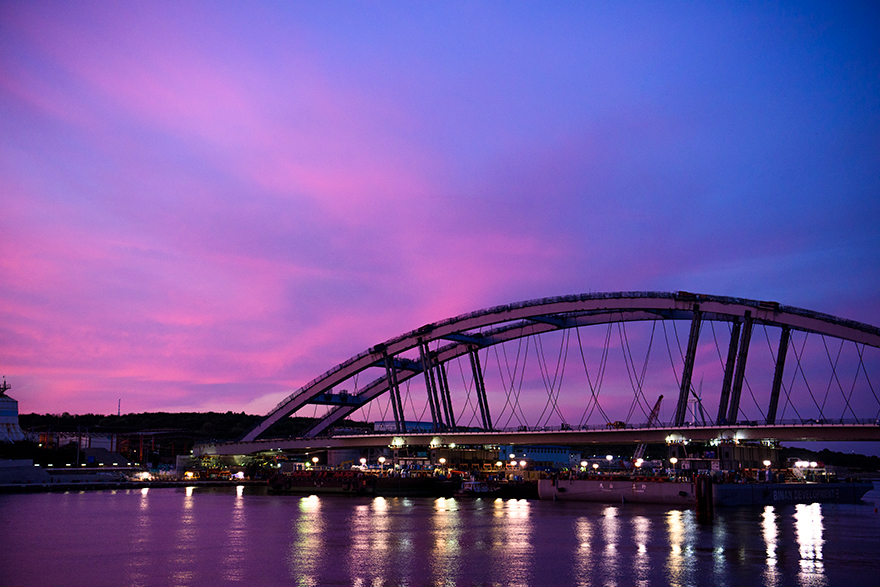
left=0, top=377, right=26, bottom=442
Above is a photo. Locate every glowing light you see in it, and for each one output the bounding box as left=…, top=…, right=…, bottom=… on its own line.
left=763, top=460, right=772, bottom=467
left=495, top=461, right=503, bottom=467
left=519, top=460, right=527, bottom=467
left=606, top=455, right=613, bottom=461
left=635, top=458, right=644, bottom=468
left=439, top=458, right=446, bottom=465
left=670, top=457, right=678, bottom=465
left=580, top=460, right=588, bottom=468
left=592, top=463, right=599, bottom=470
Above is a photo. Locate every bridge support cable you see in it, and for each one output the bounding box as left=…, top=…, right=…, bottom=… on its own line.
left=766, top=326, right=791, bottom=425
left=855, top=343, right=880, bottom=419
left=620, top=321, right=656, bottom=423
left=534, top=330, right=569, bottom=428
left=494, top=334, right=530, bottom=429
left=418, top=340, right=443, bottom=430
left=716, top=320, right=742, bottom=424
left=469, top=348, right=493, bottom=430
left=822, top=336, right=857, bottom=422
left=383, top=355, right=406, bottom=433
left=727, top=311, right=754, bottom=425
left=790, top=332, right=826, bottom=417
left=778, top=331, right=810, bottom=422
left=674, top=306, right=703, bottom=427
left=576, top=324, right=612, bottom=426
left=662, top=321, right=683, bottom=399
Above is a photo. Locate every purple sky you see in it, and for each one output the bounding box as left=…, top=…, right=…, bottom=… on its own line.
left=2, top=1, right=879, bottom=432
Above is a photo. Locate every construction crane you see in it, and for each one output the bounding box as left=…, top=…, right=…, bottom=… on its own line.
left=633, top=395, right=663, bottom=461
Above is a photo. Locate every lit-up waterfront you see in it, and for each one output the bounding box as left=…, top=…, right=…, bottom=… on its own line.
left=1, top=485, right=878, bottom=586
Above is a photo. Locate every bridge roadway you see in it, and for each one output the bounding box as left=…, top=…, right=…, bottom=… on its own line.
left=195, top=422, right=880, bottom=456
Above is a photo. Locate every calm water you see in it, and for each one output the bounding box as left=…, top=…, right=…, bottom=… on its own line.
left=1, top=485, right=879, bottom=587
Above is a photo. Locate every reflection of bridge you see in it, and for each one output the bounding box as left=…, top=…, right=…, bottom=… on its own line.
left=198, top=292, right=880, bottom=456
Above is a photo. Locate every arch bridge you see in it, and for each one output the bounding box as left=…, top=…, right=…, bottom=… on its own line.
left=199, top=292, right=880, bottom=456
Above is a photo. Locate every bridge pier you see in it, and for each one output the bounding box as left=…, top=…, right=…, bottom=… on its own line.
left=674, top=305, right=702, bottom=427
left=419, top=341, right=443, bottom=431
left=469, top=348, right=492, bottom=430
left=437, top=357, right=456, bottom=430
left=727, top=311, right=754, bottom=425
left=419, top=340, right=456, bottom=430
left=766, top=326, right=791, bottom=425
left=716, top=319, right=742, bottom=425
left=383, top=355, right=406, bottom=433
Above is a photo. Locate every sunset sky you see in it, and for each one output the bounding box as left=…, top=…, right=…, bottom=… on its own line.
left=1, top=0, right=878, bottom=439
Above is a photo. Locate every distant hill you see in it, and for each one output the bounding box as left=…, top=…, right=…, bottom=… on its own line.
left=19, top=411, right=372, bottom=441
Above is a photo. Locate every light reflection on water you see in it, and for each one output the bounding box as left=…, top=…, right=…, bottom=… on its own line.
left=600, top=506, right=620, bottom=584
left=288, top=495, right=323, bottom=586
left=794, top=503, right=825, bottom=586
left=170, top=486, right=197, bottom=586
left=220, top=485, right=246, bottom=582
left=631, top=515, right=651, bottom=587
left=762, top=506, right=781, bottom=587
left=124, top=487, right=152, bottom=587
left=0, top=486, right=876, bottom=587
left=573, top=515, right=593, bottom=587
left=665, top=509, right=697, bottom=587
left=431, top=497, right=461, bottom=587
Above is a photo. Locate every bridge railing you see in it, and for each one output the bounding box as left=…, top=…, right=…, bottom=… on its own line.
left=317, top=417, right=880, bottom=438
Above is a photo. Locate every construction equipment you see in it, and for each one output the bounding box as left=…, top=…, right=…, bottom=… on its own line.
left=633, top=395, right=663, bottom=461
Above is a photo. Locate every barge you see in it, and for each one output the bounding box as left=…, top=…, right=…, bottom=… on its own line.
left=537, top=476, right=874, bottom=507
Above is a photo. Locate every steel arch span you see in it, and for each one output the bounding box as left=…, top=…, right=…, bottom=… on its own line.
left=240, top=291, right=880, bottom=445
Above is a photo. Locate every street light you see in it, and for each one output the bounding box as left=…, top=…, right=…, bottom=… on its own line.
left=359, top=457, right=367, bottom=469
left=439, top=457, right=447, bottom=467
left=669, top=457, right=678, bottom=475
left=311, top=456, right=319, bottom=468
left=519, top=460, right=527, bottom=468
left=592, top=463, right=599, bottom=472
left=580, top=460, right=588, bottom=469
left=378, top=456, right=386, bottom=471
left=763, top=459, right=772, bottom=468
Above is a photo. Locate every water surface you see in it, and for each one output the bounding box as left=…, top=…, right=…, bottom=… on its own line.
left=1, top=485, right=878, bottom=586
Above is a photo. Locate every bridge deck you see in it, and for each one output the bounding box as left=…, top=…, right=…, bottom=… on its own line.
left=197, top=423, right=880, bottom=456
